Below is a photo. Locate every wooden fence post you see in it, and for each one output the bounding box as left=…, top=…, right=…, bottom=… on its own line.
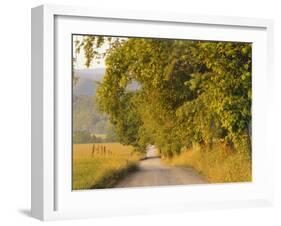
left=92, top=144, right=95, bottom=157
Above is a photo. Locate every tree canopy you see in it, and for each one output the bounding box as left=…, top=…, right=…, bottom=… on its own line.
left=76, top=36, right=252, bottom=157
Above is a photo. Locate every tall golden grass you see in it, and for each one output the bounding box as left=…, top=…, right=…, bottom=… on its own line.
left=166, top=143, right=251, bottom=183
left=73, top=143, right=142, bottom=190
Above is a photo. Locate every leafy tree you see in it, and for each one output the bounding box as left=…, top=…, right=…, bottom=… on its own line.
left=77, top=36, right=252, bottom=157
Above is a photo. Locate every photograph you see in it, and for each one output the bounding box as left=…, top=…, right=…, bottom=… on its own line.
left=72, top=35, right=252, bottom=190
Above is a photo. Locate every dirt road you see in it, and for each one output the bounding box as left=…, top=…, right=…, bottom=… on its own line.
left=115, top=145, right=206, bottom=188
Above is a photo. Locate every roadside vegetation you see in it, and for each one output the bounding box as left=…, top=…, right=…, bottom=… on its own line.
left=73, top=143, right=143, bottom=190
left=166, top=143, right=251, bottom=183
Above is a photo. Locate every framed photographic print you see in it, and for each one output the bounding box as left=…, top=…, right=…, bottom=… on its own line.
left=31, top=4, right=274, bottom=221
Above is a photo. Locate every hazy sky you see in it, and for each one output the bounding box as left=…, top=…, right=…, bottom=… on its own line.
left=73, top=35, right=108, bottom=70
left=73, top=35, right=129, bottom=70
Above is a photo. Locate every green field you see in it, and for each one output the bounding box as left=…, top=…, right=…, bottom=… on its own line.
left=73, top=142, right=142, bottom=190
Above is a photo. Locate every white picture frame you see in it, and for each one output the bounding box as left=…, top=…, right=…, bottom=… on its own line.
left=31, top=4, right=274, bottom=221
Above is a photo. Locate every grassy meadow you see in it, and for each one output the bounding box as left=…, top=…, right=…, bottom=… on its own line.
left=73, top=143, right=142, bottom=190
left=166, top=143, right=251, bottom=183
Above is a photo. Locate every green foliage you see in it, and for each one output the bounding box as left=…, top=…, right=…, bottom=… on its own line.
left=79, top=36, right=252, bottom=157
left=73, top=131, right=94, bottom=143
left=73, top=130, right=117, bottom=144
left=73, top=95, right=117, bottom=138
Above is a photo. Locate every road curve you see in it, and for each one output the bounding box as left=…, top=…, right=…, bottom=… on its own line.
left=115, top=145, right=206, bottom=188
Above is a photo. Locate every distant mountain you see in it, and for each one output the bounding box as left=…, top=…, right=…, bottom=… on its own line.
left=72, top=67, right=139, bottom=136
left=73, top=95, right=110, bottom=134
left=73, top=68, right=105, bottom=96
left=73, top=67, right=140, bottom=96
left=73, top=78, right=97, bottom=96
left=74, top=68, right=105, bottom=81
left=73, top=68, right=109, bottom=133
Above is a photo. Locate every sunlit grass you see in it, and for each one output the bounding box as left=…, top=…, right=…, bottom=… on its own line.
left=73, top=143, right=142, bottom=190
left=166, top=143, right=251, bottom=183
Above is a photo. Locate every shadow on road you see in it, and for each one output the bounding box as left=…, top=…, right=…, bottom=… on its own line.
left=140, top=156, right=161, bottom=161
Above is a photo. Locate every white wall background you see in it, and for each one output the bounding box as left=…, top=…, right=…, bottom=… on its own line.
left=0, top=0, right=280, bottom=225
